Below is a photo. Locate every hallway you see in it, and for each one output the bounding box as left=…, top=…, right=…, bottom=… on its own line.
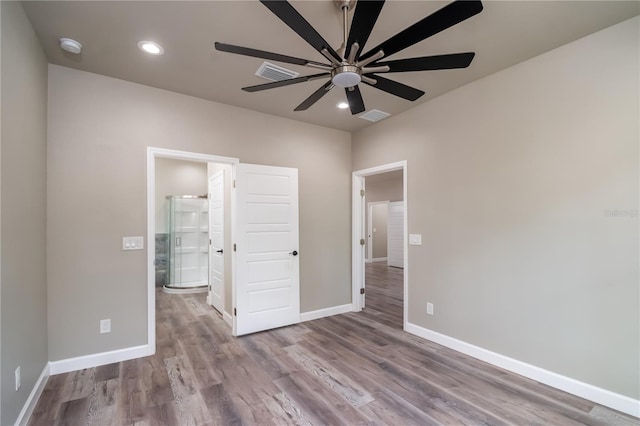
left=361, top=262, right=404, bottom=329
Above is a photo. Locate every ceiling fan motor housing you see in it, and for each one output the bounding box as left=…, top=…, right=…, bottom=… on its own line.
left=332, top=65, right=361, bottom=88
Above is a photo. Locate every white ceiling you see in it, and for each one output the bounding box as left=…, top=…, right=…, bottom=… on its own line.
left=23, top=1, right=639, bottom=132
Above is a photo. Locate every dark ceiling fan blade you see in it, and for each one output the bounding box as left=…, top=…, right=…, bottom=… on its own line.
left=242, top=73, right=330, bottom=92
left=294, top=81, right=334, bottom=111
left=363, top=74, right=425, bottom=101
left=260, top=0, right=342, bottom=63
left=346, top=86, right=366, bottom=115
left=345, top=0, right=385, bottom=60
left=214, top=42, right=329, bottom=67
left=359, top=0, right=483, bottom=62
left=376, top=52, right=475, bottom=72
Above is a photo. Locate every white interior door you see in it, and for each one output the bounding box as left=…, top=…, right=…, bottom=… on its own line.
left=208, top=170, right=224, bottom=313
left=387, top=201, right=404, bottom=268
left=235, top=163, right=299, bottom=336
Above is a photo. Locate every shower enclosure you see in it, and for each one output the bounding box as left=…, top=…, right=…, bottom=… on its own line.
left=164, top=195, right=209, bottom=293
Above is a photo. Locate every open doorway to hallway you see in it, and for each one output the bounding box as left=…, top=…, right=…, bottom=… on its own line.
left=352, top=161, right=407, bottom=331
left=362, top=170, right=405, bottom=329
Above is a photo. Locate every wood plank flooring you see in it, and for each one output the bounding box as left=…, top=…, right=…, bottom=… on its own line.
left=29, top=263, right=638, bottom=425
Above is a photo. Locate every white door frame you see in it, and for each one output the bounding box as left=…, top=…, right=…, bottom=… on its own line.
left=147, top=147, right=238, bottom=354
left=352, top=161, right=408, bottom=329
left=367, top=201, right=389, bottom=263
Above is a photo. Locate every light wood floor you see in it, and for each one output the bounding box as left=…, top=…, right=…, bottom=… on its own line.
left=28, top=263, right=637, bottom=425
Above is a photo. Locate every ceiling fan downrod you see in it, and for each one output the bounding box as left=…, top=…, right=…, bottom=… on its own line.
left=331, top=0, right=385, bottom=88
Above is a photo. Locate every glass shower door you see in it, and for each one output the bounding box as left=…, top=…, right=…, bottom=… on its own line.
left=167, top=196, right=208, bottom=289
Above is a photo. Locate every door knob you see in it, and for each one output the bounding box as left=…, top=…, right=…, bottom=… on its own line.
left=216, top=249, right=223, bottom=254
left=290, top=250, right=298, bottom=256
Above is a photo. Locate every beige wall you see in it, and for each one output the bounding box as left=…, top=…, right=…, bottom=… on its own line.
left=365, top=173, right=403, bottom=204
left=370, top=203, right=388, bottom=259
left=155, top=158, right=208, bottom=233
left=0, top=2, right=49, bottom=423
left=352, top=17, right=639, bottom=399
left=47, top=65, right=351, bottom=361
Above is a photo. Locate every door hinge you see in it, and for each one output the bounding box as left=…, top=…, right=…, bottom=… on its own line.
left=233, top=180, right=236, bottom=189
left=360, top=189, right=365, bottom=197
left=208, top=285, right=211, bottom=291
left=360, top=288, right=365, bottom=295
left=360, top=238, right=365, bottom=246
left=209, top=239, right=212, bottom=245
left=233, top=308, right=237, bottom=316
left=233, top=243, right=237, bottom=252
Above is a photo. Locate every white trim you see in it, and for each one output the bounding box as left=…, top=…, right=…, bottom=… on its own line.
left=14, top=364, right=50, bottom=426
left=300, top=304, right=353, bottom=322
left=49, top=345, right=150, bottom=375
left=351, top=174, right=365, bottom=312
left=223, top=311, right=233, bottom=327
left=147, top=147, right=239, bottom=355
left=352, top=161, right=408, bottom=330
left=372, top=257, right=388, bottom=262
left=405, top=322, right=640, bottom=418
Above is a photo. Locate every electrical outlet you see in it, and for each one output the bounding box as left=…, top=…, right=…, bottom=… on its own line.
left=15, top=366, right=21, bottom=391
left=100, top=319, right=111, bottom=334
left=427, top=302, right=434, bottom=315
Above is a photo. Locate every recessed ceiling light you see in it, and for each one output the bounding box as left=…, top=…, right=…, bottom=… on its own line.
left=59, top=38, right=82, bottom=54
left=337, top=102, right=349, bottom=110
left=138, top=41, right=164, bottom=55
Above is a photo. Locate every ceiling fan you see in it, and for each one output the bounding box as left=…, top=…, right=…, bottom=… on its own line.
left=215, top=0, right=483, bottom=115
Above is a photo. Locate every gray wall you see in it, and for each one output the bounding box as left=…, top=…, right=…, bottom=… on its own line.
left=352, top=17, right=639, bottom=399
left=0, top=2, right=49, bottom=424
left=47, top=65, right=351, bottom=361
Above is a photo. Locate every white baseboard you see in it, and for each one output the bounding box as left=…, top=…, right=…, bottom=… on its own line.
left=223, top=311, right=233, bottom=327
left=49, top=344, right=151, bottom=375
left=15, top=363, right=50, bottom=426
left=405, top=322, right=640, bottom=418
left=300, top=304, right=353, bottom=322
left=372, top=257, right=388, bottom=262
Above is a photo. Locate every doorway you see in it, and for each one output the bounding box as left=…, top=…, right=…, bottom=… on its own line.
left=147, top=148, right=238, bottom=353
left=352, top=161, right=408, bottom=330
left=147, top=148, right=302, bottom=350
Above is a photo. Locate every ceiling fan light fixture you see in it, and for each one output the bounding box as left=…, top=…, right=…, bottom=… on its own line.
left=332, top=72, right=361, bottom=88
left=331, top=65, right=361, bottom=88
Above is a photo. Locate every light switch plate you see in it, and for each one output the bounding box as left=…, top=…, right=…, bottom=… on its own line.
left=122, top=236, right=144, bottom=250
left=409, top=234, right=423, bottom=245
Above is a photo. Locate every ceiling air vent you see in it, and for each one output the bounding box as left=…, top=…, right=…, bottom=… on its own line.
left=359, top=109, right=390, bottom=122
left=255, top=61, right=300, bottom=81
